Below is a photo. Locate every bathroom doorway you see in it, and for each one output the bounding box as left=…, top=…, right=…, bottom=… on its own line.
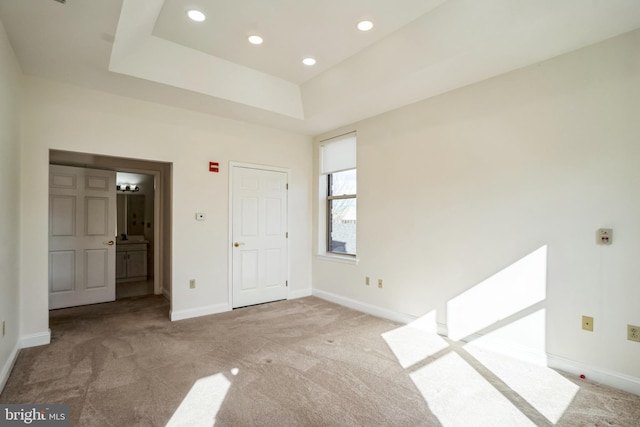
left=49, top=149, right=172, bottom=308
left=116, top=172, right=156, bottom=299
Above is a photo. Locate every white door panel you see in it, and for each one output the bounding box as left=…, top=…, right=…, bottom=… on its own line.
left=49, top=165, right=116, bottom=309
left=85, top=197, right=109, bottom=235
left=85, top=249, right=108, bottom=289
left=241, top=198, right=259, bottom=236
left=50, top=173, right=76, bottom=189
left=86, top=174, right=109, bottom=190
left=50, top=196, right=76, bottom=236
left=49, top=251, right=75, bottom=292
left=232, top=166, right=288, bottom=308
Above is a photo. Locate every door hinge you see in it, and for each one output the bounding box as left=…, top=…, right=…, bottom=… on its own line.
left=286, top=232, right=288, bottom=238
left=286, top=183, right=289, bottom=190
left=286, top=280, right=288, bottom=287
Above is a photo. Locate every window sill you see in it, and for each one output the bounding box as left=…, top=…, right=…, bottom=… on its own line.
left=315, top=253, right=359, bottom=265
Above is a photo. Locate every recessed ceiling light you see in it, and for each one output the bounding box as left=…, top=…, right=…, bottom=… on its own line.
left=357, top=20, right=374, bottom=31
left=248, top=35, right=264, bottom=45
left=302, top=57, right=316, bottom=66
left=187, top=9, right=206, bottom=22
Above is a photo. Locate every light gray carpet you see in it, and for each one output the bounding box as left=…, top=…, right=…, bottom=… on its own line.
left=1, top=296, right=639, bottom=426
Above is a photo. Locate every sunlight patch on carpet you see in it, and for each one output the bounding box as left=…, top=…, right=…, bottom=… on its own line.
left=382, top=310, right=449, bottom=368
left=166, top=373, right=231, bottom=427
left=411, top=352, right=536, bottom=426
left=464, top=342, right=579, bottom=424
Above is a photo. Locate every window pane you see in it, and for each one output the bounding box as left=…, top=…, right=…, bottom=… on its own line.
left=329, top=169, right=356, bottom=196
left=329, top=198, right=356, bottom=255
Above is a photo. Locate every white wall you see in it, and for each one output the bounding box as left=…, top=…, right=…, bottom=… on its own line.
left=313, top=29, right=640, bottom=391
left=0, top=19, right=22, bottom=390
left=19, top=77, right=313, bottom=335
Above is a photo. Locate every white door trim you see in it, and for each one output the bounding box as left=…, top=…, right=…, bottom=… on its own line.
left=228, top=162, right=290, bottom=308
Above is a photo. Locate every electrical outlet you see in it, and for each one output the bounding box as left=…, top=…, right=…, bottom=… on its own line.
left=189, top=279, right=196, bottom=289
left=365, top=276, right=370, bottom=286
left=582, top=316, right=594, bottom=332
left=596, top=228, right=612, bottom=245
left=628, top=325, right=640, bottom=342
left=378, top=279, right=383, bottom=289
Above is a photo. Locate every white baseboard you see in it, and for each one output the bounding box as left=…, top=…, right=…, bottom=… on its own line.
left=548, top=353, right=640, bottom=396
left=288, top=288, right=312, bottom=299
left=310, top=289, right=640, bottom=396
left=437, top=322, right=448, bottom=336
left=0, top=343, right=20, bottom=394
left=170, top=303, right=230, bottom=321
left=312, top=289, right=417, bottom=324
left=21, top=330, right=51, bottom=348
left=2, top=330, right=51, bottom=393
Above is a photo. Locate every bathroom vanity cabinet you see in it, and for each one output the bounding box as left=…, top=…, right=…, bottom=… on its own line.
left=116, top=242, right=148, bottom=283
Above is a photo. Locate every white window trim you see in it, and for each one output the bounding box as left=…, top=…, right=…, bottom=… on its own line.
left=317, top=133, right=358, bottom=264
left=315, top=252, right=359, bottom=265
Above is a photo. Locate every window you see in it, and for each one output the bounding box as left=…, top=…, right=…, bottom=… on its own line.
left=327, top=169, right=356, bottom=255
left=320, top=133, right=356, bottom=256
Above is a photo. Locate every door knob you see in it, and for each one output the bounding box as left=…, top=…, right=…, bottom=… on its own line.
left=105, top=240, right=115, bottom=246
left=234, top=242, right=244, bottom=247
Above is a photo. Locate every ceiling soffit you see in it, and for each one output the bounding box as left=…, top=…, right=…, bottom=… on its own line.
left=110, top=0, right=640, bottom=129
left=110, top=0, right=304, bottom=119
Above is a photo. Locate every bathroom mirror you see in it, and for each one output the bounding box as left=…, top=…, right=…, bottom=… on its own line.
left=117, top=194, right=145, bottom=236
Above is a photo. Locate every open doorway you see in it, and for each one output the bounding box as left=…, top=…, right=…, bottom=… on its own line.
left=49, top=150, right=172, bottom=311
left=116, top=171, right=155, bottom=299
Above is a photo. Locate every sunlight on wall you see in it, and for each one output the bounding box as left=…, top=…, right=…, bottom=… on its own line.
left=468, top=309, right=547, bottom=365
left=166, top=373, right=231, bottom=427
left=381, top=310, right=449, bottom=368
left=447, top=246, right=547, bottom=341
left=381, top=245, right=581, bottom=425
left=410, top=352, right=536, bottom=427
left=465, top=341, right=579, bottom=424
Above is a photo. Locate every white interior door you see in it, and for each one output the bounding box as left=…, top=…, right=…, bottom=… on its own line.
left=232, top=166, right=288, bottom=308
left=49, top=165, right=116, bottom=309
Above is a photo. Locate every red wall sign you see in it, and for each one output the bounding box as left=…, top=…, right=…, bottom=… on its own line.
left=209, top=162, right=219, bottom=173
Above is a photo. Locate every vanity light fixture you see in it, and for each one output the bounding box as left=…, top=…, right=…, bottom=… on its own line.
left=117, top=184, right=140, bottom=193
left=248, top=35, right=264, bottom=45
left=357, top=20, right=374, bottom=31
left=302, top=57, right=316, bottom=66
left=187, top=9, right=206, bottom=22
